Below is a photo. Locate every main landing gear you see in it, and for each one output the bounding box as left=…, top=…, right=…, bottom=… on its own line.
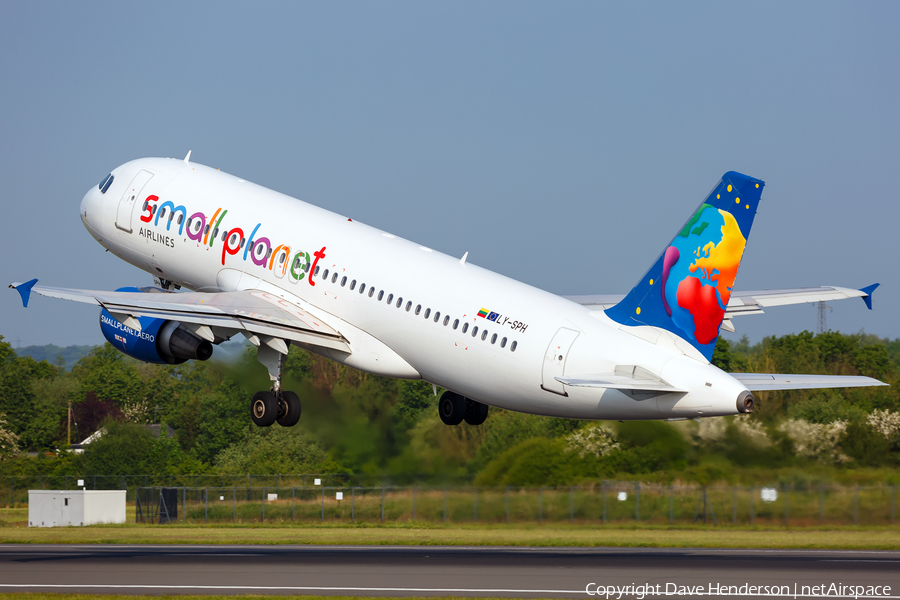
left=251, top=342, right=301, bottom=427
left=438, top=391, right=489, bottom=426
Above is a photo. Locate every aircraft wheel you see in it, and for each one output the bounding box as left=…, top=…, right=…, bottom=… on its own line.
left=464, top=399, right=489, bottom=426
left=251, top=391, right=278, bottom=427
left=438, top=391, right=465, bottom=426
left=277, top=391, right=302, bottom=427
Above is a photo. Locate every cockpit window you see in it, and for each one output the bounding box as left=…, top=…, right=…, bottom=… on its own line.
left=98, top=174, right=114, bottom=194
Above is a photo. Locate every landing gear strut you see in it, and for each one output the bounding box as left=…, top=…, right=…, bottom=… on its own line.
left=250, top=341, right=302, bottom=427
left=438, top=391, right=489, bottom=426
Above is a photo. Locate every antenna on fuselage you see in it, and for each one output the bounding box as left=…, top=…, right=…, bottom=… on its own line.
left=460, top=251, right=468, bottom=265
left=183, top=150, right=192, bottom=164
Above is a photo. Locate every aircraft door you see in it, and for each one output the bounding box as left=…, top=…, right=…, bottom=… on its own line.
left=541, top=327, right=579, bottom=396
left=115, top=169, right=154, bottom=233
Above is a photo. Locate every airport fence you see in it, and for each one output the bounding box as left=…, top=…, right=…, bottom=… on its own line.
left=0, top=473, right=352, bottom=505
left=130, top=482, right=899, bottom=527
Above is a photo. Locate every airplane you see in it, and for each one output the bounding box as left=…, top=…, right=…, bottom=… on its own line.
left=10, top=154, right=887, bottom=428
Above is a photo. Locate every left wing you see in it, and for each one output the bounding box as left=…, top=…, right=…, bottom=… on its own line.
left=9, top=279, right=350, bottom=353
left=564, top=284, right=878, bottom=333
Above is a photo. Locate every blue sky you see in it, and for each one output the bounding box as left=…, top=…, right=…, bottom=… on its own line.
left=1, top=1, right=897, bottom=348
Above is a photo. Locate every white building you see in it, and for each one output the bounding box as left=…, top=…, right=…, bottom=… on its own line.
left=28, top=490, right=126, bottom=527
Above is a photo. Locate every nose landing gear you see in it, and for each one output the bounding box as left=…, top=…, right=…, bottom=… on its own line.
left=250, top=340, right=302, bottom=427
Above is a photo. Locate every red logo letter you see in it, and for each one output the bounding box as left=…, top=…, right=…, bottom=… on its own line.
left=140, top=195, right=158, bottom=223
left=221, top=228, right=244, bottom=265
left=309, top=247, right=326, bottom=286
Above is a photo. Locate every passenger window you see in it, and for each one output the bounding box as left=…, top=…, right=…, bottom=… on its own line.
left=491, top=333, right=497, bottom=344
left=211, top=226, right=217, bottom=237
left=369, top=288, right=375, bottom=298
left=472, top=326, right=479, bottom=337
left=315, top=266, right=320, bottom=276
left=462, top=322, right=468, bottom=333
left=501, top=337, right=507, bottom=348
left=323, top=269, right=329, bottom=280
left=267, top=248, right=273, bottom=260
left=160, top=208, right=167, bottom=219
left=396, top=297, right=403, bottom=308
left=360, top=283, right=366, bottom=294
left=231, top=233, right=239, bottom=245
left=331, top=273, right=338, bottom=283
left=434, top=311, right=440, bottom=323
left=405, top=301, right=412, bottom=312
left=415, top=305, right=421, bottom=315
left=280, top=253, right=286, bottom=265
left=240, top=238, right=246, bottom=248
left=424, top=308, right=431, bottom=319
left=204, top=224, right=210, bottom=235
left=387, top=293, right=393, bottom=304
left=453, top=319, right=459, bottom=330
left=170, top=212, right=175, bottom=223
left=341, top=276, right=347, bottom=286
left=481, top=330, right=488, bottom=341
left=350, top=280, right=356, bottom=290
left=142, top=200, right=148, bottom=211
left=378, top=291, right=384, bottom=301
left=177, top=214, right=183, bottom=225
left=511, top=341, right=517, bottom=352
left=443, top=316, right=449, bottom=326
left=221, top=230, right=227, bottom=242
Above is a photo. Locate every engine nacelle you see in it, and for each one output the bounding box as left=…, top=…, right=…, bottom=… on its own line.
left=99, top=287, right=213, bottom=365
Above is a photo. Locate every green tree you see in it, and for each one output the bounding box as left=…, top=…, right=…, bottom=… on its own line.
left=213, top=427, right=339, bottom=474
left=72, top=344, right=142, bottom=406
left=0, top=413, right=20, bottom=460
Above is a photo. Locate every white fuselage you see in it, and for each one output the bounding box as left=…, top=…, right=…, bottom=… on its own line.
left=79, top=157, right=749, bottom=420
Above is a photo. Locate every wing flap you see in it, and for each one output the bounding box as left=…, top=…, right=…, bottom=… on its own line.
left=731, top=373, right=888, bottom=391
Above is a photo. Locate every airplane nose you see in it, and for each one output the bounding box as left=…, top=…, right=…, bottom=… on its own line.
left=81, top=185, right=103, bottom=234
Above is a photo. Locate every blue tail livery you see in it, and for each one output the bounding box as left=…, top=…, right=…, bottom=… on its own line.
left=605, top=171, right=765, bottom=360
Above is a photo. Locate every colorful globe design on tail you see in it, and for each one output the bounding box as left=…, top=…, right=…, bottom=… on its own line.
left=660, top=204, right=746, bottom=345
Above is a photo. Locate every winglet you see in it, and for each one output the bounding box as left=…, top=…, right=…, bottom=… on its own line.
left=859, top=283, right=879, bottom=310
left=9, top=278, right=38, bottom=308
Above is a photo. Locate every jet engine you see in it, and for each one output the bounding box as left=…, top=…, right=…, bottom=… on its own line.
left=98, top=287, right=213, bottom=365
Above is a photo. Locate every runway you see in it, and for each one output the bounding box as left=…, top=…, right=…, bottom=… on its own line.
left=0, top=545, right=898, bottom=598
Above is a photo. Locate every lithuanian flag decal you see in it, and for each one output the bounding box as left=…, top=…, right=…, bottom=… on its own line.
left=477, top=308, right=489, bottom=318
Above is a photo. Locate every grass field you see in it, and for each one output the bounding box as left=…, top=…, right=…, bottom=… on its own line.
left=0, top=519, right=898, bottom=549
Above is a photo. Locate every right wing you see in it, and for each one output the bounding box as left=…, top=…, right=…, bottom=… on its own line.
left=9, top=279, right=349, bottom=354
left=564, top=284, right=879, bottom=333
left=731, top=373, right=888, bottom=391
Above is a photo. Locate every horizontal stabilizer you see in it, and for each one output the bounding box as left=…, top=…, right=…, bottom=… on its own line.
left=731, top=373, right=888, bottom=391
left=556, top=365, right=686, bottom=394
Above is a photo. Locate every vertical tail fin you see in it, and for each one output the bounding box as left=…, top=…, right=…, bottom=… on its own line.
left=605, top=171, right=765, bottom=360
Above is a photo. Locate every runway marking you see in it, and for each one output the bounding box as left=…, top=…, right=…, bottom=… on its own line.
left=820, top=559, right=900, bottom=563
left=0, top=584, right=583, bottom=594
left=1, top=585, right=900, bottom=598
